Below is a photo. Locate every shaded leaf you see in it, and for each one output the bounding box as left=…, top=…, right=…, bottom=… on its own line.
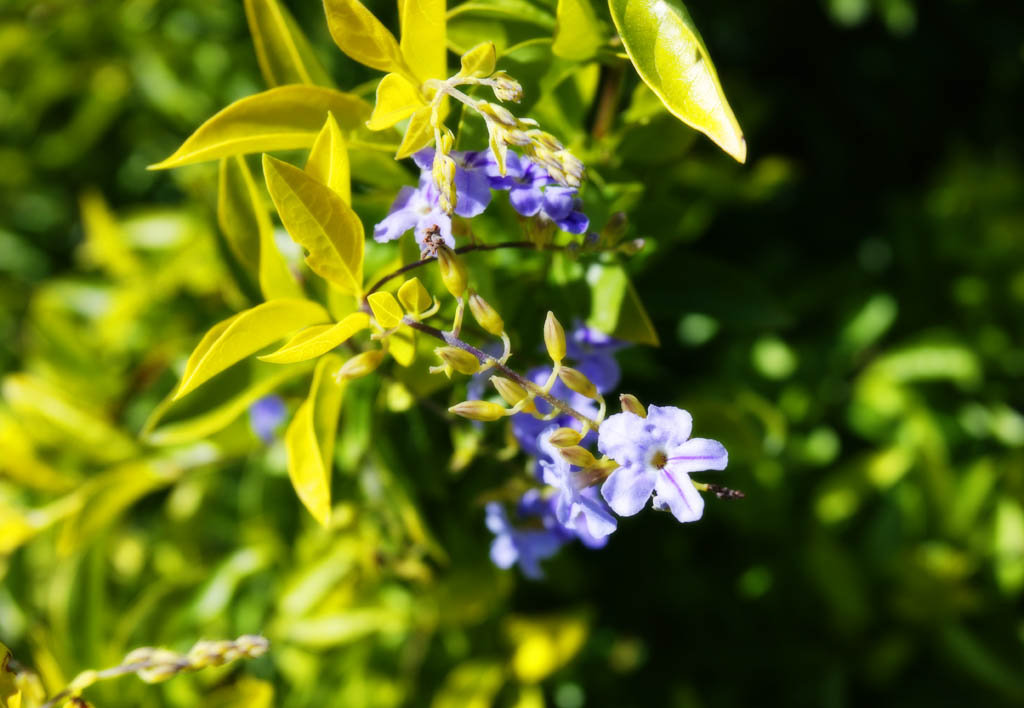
left=245, top=0, right=334, bottom=87
left=585, top=263, right=659, bottom=346
left=552, top=0, right=604, bottom=61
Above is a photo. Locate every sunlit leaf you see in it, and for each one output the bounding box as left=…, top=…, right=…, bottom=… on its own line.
left=389, top=328, right=417, bottom=366
left=149, top=86, right=371, bottom=169
left=400, top=0, right=447, bottom=82
left=506, top=614, right=588, bottom=683
left=78, top=188, right=140, bottom=278
left=263, top=155, right=365, bottom=296
left=552, top=0, right=604, bottom=61
left=447, top=0, right=555, bottom=31
left=219, top=155, right=303, bottom=300
left=245, top=0, right=334, bottom=87
left=367, top=73, right=426, bottom=131
left=398, top=277, right=432, bottom=314
left=323, top=0, right=411, bottom=75
left=430, top=660, right=505, bottom=708
left=259, top=312, right=371, bottom=363
left=174, top=299, right=330, bottom=400
left=457, top=42, right=496, bottom=78
left=368, top=291, right=404, bottom=328
left=609, top=0, right=746, bottom=162
left=305, top=112, right=352, bottom=204
left=285, top=354, right=346, bottom=525
left=396, top=106, right=435, bottom=159
left=585, top=263, right=659, bottom=346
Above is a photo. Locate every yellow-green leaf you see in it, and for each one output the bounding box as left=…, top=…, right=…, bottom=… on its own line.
left=552, top=0, right=603, bottom=61
left=430, top=660, right=504, bottom=708
left=323, top=0, right=410, bottom=75
left=149, top=86, right=371, bottom=169
left=609, top=0, right=746, bottom=162
left=1, top=642, right=22, bottom=708
left=263, top=155, right=365, bottom=296
left=368, top=291, right=404, bottom=328
left=586, top=263, right=659, bottom=346
left=367, top=73, right=426, bottom=131
left=389, top=328, right=417, bottom=367
left=286, top=354, right=345, bottom=525
left=79, top=188, right=141, bottom=278
left=175, top=299, right=330, bottom=400
left=507, top=614, right=588, bottom=683
left=305, top=112, right=352, bottom=204
left=400, top=0, right=447, bottom=82
left=245, top=0, right=334, bottom=87
left=396, top=106, right=435, bottom=159
left=457, top=42, right=496, bottom=78
left=219, top=156, right=303, bottom=300
left=398, top=277, right=432, bottom=314
left=259, top=312, right=371, bottom=363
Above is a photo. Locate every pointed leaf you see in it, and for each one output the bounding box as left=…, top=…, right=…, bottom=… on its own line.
left=286, top=354, right=346, bottom=525
left=323, top=0, right=410, bottom=75
left=175, top=299, right=330, bottom=400
left=553, top=0, right=604, bottom=61
left=305, top=112, right=352, bottom=204
left=609, top=0, right=746, bottom=162
left=398, top=277, right=432, bottom=314
left=245, top=0, right=334, bottom=87
left=368, top=291, right=404, bottom=328
left=367, top=73, right=426, bottom=131
left=149, top=86, right=371, bottom=169
left=396, top=106, right=434, bottom=159
left=219, top=156, right=303, bottom=299
left=400, top=0, right=447, bottom=82
left=263, top=154, right=365, bottom=296
left=457, top=42, right=496, bottom=78
left=259, top=312, right=371, bottom=363
left=586, top=263, right=659, bottom=346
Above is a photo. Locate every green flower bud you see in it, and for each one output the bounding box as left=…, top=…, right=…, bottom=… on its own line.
left=559, top=445, right=597, bottom=468
left=436, top=346, right=480, bottom=375
left=547, top=427, right=583, bottom=448
left=557, top=366, right=597, bottom=399
left=544, top=311, right=566, bottom=362
left=619, top=393, right=647, bottom=418
left=490, top=376, right=528, bottom=406
left=468, top=291, right=504, bottom=335
left=437, top=246, right=467, bottom=298
left=449, top=400, right=507, bottom=421
left=338, top=350, right=386, bottom=380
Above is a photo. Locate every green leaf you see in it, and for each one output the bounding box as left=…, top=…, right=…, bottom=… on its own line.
left=367, top=291, right=404, bottom=328
left=286, top=354, right=346, bottom=525
left=244, top=0, right=334, bottom=87
left=1, top=643, right=21, bottom=708
left=398, top=277, right=433, bottom=314
left=430, top=660, right=505, bottom=708
left=447, top=0, right=555, bottom=31
left=149, top=86, right=372, bottom=169
left=323, top=0, right=411, bottom=76
left=586, top=263, right=659, bottom=346
left=305, top=112, right=352, bottom=204
left=367, top=73, right=426, bottom=131
left=263, top=155, right=365, bottom=296
left=219, top=156, right=303, bottom=300
left=400, top=0, right=447, bottom=82
left=174, top=299, right=330, bottom=400
left=396, top=106, right=435, bottom=158
left=552, top=0, right=604, bottom=61
left=457, top=42, right=497, bottom=78
left=259, top=312, right=371, bottom=363
left=609, top=0, right=746, bottom=162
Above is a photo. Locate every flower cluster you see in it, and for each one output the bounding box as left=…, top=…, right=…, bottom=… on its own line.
left=374, top=148, right=589, bottom=257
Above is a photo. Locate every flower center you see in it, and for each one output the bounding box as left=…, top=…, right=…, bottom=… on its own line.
left=650, top=449, right=668, bottom=469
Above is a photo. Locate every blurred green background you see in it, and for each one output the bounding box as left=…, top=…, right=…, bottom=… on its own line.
left=2, top=0, right=1024, bottom=706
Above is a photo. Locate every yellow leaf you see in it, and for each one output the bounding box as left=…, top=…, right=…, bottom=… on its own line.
left=609, top=0, right=746, bottom=162
left=78, top=189, right=140, bottom=278
left=263, top=155, right=365, bottom=297
left=174, top=299, right=330, bottom=400
left=395, top=106, right=434, bottom=159
left=149, top=86, right=371, bottom=169
left=552, top=0, right=603, bottom=61
left=398, top=277, right=432, bottom=314
left=305, top=112, right=352, bottom=204
left=323, top=0, right=410, bottom=75
left=507, top=614, right=588, bottom=683
left=389, top=328, right=417, bottom=367
left=245, top=0, right=334, bottom=87
left=367, top=73, right=426, bottom=131
left=430, top=661, right=504, bottom=708
left=259, top=312, right=371, bottom=363
left=367, top=291, right=404, bottom=328
left=285, top=354, right=345, bottom=526
left=219, top=156, right=303, bottom=300
left=400, top=0, right=447, bottom=82
left=457, top=42, right=496, bottom=78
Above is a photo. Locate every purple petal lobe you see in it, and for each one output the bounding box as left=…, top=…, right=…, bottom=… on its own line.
left=652, top=469, right=705, bottom=523
left=667, top=437, right=729, bottom=474
left=600, top=463, right=657, bottom=517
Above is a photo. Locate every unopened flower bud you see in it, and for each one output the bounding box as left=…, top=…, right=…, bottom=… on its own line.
left=558, top=366, right=598, bottom=398
left=559, top=445, right=597, bottom=468
left=490, top=376, right=528, bottom=406
left=449, top=400, right=507, bottom=421
left=433, top=152, right=457, bottom=214
left=437, top=246, right=467, bottom=298
left=618, top=238, right=645, bottom=256
left=468, top=291, right=504, bottom=335
left=236, top=635, right=270, bottom=657
left=439, top=127, right=455, bottom=154
left=547, top=427, right=582, bottom=447
left=479, top=101, right=518, bottom=127
left=436, top=346, right=480, bottom=375
left=602, top=212, right=628, bottom=244
left=544, top=311, right=566, bottom=362
left=490, top=71, right=523, bottom=102
left=620, top=393, right=647, bottom=418
left=338, top=350, right=386, bottom=380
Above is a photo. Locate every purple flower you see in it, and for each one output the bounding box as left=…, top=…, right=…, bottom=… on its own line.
left=538, top=427, right=617, bottom=540
left=566, top=323, right=627, bottom=393
left=373, top=174, right=454, bottom=252
left=511, top=366, right=598, bottom=461
left=598, top=406, right=728, bottom=523
left=412, top=149, right=493, bottom=218
left=489, top=152, right=589, bottom=234
left=486, top=501, right=566, bottom=579
left=249, top=395, right=286, bottom=444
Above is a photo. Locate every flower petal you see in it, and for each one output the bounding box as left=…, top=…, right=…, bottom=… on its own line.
left=597, top=411, right=648, bottom=464
left=577, top=490, right=617, bottom=538
left=509, top=185, right=543, bottom=216
left=667, top=437, right=728, bottom=474
left=490, top=533, right=518, bottom=569
left=453, top=166, right=492, bottom=217
left=600, top=462, right=657, bottom=516
left=652, top=469, right=705, bottom=523
left=542, top=186, right=576, bottom=220
left=645, top=405, right=693, bottom=447
left=555, top=208, right=589, bottom=234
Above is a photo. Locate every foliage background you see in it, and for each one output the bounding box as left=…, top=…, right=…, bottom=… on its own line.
left=2, top=0, right=1024, bottom=706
